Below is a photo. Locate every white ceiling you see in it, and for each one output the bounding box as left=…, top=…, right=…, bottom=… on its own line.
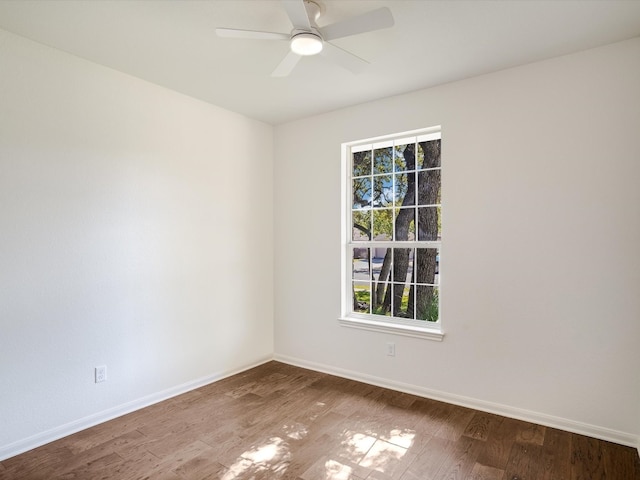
left=1, top=0, right=640, bottom=125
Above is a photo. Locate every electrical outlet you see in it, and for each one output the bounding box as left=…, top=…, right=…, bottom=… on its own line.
left=386, top=342, right=395, bottom=356
left=95, top=366, right=107, bottom=383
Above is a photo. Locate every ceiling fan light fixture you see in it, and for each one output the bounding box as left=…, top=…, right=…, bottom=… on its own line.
left=290, top=32, right=323, bottom=56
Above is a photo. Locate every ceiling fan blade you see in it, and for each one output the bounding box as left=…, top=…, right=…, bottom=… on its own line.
left=282, top=0, right=311, bottom=29
left=216, top=28, right=290, bottom=41
left=271, top=51, right=302, bottom=77
left=319, top=7, right=394, bottom=41
left=321, top=42, right=369, bottom=74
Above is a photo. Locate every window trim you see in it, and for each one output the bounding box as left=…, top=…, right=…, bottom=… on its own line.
left=337, top=316, right=444, bottom=341
left=340, top=127, right=444, bottom=341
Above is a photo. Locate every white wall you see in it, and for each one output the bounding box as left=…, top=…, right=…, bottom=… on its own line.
left=274, top=38, right=640, bottom=445
left=0, top=29, right=273, bottom=457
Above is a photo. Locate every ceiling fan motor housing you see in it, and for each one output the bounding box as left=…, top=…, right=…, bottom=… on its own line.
left=290, top=30, right=323, bottom=55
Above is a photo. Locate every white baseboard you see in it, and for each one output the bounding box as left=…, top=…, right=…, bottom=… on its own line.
left=274, top=353, right=639, bottom=449
left=0, top=355, right=273, bottom=462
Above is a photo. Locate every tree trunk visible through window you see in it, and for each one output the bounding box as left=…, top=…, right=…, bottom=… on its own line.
left=414, top=140, right=440, bottom=320
left=357, top=140, right=441, bottom=320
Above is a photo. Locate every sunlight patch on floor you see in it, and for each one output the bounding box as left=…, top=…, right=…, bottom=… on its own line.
left=359, top=439, right=408, bottom=472
left=283, top=422, right=309, bottom=440
left=339, top=430, right=377, bottom=462
left=324, top=459, right=354, bottom=479
left=222, top=436, right=291, bottom=479
left=221, top=422, right=416, bottom=478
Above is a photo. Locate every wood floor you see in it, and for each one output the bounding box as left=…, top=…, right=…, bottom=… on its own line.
left=2, top=361, right=639, bottom=480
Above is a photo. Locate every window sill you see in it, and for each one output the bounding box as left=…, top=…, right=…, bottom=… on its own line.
left=338, top=316, right=444, bottom=341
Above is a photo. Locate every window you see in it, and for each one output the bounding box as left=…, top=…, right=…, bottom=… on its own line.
left=340, top=128, right=443, bottom=340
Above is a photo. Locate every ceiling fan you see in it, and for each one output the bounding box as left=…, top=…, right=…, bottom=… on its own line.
left=216, top=0, right=394, bottom=77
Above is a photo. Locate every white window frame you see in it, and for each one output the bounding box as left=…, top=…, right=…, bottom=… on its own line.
left=339, top=127, right=444, bottom=341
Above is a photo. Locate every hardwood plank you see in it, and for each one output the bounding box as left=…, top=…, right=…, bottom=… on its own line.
left=315, top=431, right=376, bottom=479
left=299, top=455, right=365, bottom=480
left=433, top=405, right=476, bottom=442
left=140, top=428, right=200, bottom=460
left=601, top=439, right=640, bottom=480
left=140, top=440, right=218, bottom=479
left=432, top=436, right=485, bottom=480
left=475, top=417, right=521, bottom=470
left=56, top=452, right=125, bottom=480
left=467, top=463, right=505, bottom=480
left=330, top=382, right=385, bottom=417
left=200, top=466, right=232, bottom=480
left=539, top=427, right=571, bottom=480
left=216, top=434, right=297, bottom=479
left=570, top=434, right=606, bottom=480
left=463, top=412, right=502, bottom=442
left=515, top=422, right=545, bottom=446
left=412, top=397, right=459, bottom=437
left=200, top=422, right=274, bottom=468
left=285, top=431, right=368, bottom=479
left=279, top=412, right=373, bottom=479
left=342, top=404, right=430, bottom=452
left=360, top=438, right=418, bottom=480
left=502, top=441, right=544, bottom=480
left=380, top=404, right=434, bottom=453
left=401, top=436, right=457, bottom=480
left=1, top=443, right=74, bottom=480
left=213, top=457, right=272, bottom=479
left=376, top=389, right=419, bottom=410
left=248, top=370, right=323, bottom=398
left=292, top=393, right=339, bottom=425
left=42, top=430, right=150, bottom=478
left=295, top=411, right=347, bottom=443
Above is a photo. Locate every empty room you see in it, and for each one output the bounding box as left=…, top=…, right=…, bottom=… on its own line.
left=1, top=1, right=639, bottom=478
